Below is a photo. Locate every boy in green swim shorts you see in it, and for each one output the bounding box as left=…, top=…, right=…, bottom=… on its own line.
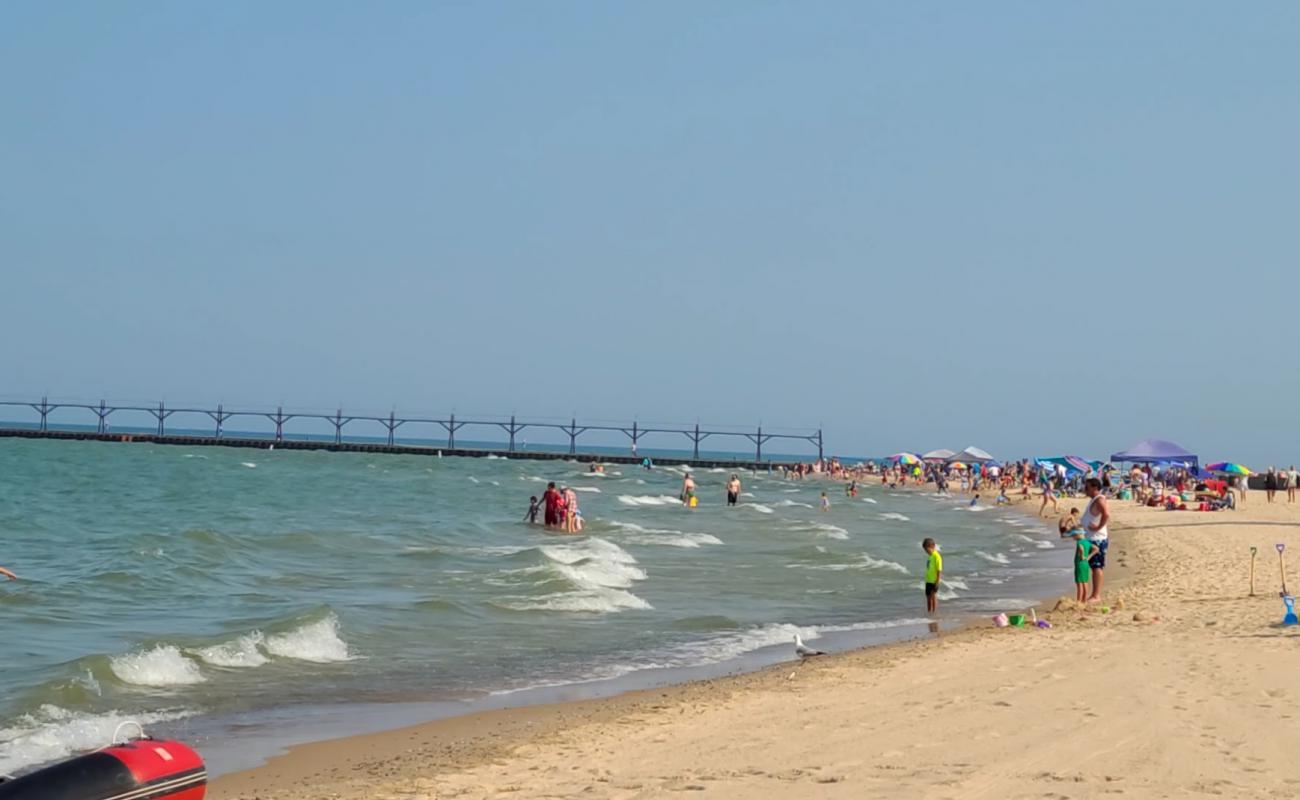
left=1072, top=530, right=1094, bottom=603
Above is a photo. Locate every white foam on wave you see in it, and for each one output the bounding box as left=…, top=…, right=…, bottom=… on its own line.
left=607, top=521, right=723, bottom=548
left=467, top=476, right=480, bottom=483
left=182, top=454, right=208, bottom=459
left=966, top=504, right=989, bottom=512
left=944, top=577, right=970, bottom=591
left=861, top=497, right=878, bottom=504
left=617, top=494, right=682, bottom=507
left=263, top=614, right=354, bottom=663
left=110, top=645, right=206, bottom=686
left=879, top=512, right=910, bottom=522
left=746, top=503, right=774, bottom=514
left=502, top=538, right=652, bottom=613
left=795, top=552, right=908, bottom=574
left=975, top=551, right=1012, bottom=565
left=573, top=486, right=602, bottom=493
left=240, top=462, right=257, bottom=469
left=522, top=476, right=547, bottom=483
left=0, top=705, right=196, bottom=777
left=740, top=492, right=755, bottom=497
left=192, top=632, right=269, bottom=668
left=787, top=522, right=849, bottom=540
left=775, top=499, right=813, bottom=508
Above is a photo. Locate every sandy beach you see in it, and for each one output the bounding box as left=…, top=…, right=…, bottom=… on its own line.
left=210, top=494, right=1300, bottom=799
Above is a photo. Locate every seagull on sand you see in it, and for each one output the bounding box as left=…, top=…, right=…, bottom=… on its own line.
left=794, top=634, right=826, bottom=658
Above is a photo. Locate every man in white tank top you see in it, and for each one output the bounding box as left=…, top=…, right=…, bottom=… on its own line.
left=1082, top=477, right=1110, bottom=603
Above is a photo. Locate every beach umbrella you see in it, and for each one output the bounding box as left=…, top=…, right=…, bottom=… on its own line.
left=1064, top=455, right=1094, bottom=474
left=1204, top=462, right=1252, bottom=476
left=889, top=452, right=920, bottom=465
left=949, top=461, right=967, bottom=470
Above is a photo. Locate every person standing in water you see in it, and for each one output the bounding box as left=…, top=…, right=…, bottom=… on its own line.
left=681, top=473, right=696, bottom=507
left=726, top=474, right=741, bottom=506
left=542, top=482, right=562, bottom=528
left=563, top=486, right=579, bottom=533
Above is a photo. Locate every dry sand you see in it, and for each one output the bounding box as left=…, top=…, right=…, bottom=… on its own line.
left=213, top=496, right=1300, bottom=799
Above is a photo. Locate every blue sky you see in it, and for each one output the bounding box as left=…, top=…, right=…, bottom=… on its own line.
left=2, top=2, right=1296, bottom=463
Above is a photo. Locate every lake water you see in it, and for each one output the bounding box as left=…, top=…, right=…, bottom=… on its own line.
left=0, top=439, right=1066, bottom=775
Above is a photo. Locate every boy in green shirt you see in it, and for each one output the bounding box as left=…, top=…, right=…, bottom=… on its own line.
left=922, top=537, right=942, bottom=614
left=1072, top=530, right=1094, bottom=603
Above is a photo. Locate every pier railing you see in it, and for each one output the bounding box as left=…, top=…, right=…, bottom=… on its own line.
left=0, top=397, right=825, bottom=463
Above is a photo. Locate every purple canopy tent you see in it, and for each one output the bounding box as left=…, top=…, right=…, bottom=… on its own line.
left=1109, top=438, right=1198, bottom=468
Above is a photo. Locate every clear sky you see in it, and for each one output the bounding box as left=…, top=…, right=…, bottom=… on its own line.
left=2, top=2, right=1297, bottom=463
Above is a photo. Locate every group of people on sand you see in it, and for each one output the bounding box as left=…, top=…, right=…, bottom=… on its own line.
left=1056, top=478, right=1110, bottom=603
left=524, top=482, right=584, bottom=533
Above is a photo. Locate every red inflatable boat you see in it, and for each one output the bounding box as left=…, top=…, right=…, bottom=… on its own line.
left=0, top=738, right=206, bottom=800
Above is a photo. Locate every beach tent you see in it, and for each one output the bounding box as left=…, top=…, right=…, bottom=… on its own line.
left=1110, top=438, right=1198, bottom=468
left=922, top=448, right=956, bottom=462
left=952, top=446, right=995, bottom=464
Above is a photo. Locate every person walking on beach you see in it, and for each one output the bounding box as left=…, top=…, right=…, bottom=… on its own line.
left=726, top=474, right=741, bottom=506
left=1081, top=477, right=1110, bottom=603
left=1038, top=472, right=1059, bottom=517
left=1289, top=466, right=1298, bottom=503
left=922, top=538, right=943, bottom=614
left=1266, top=467, right=1278, bottom=503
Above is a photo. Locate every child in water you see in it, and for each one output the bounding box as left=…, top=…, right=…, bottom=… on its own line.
left=820, top=491, right=830, bottom=512
left=523, top=496, right=541, bottom=524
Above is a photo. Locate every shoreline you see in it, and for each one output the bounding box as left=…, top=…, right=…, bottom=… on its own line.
left=211, top=486, right=1085, bottom=798
left=212, top=496, right=1300, bottom=798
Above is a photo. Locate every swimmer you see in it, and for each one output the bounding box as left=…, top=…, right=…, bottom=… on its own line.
left=726, top=474, right=741, bottom=506
left=0, top=566, right=15, bottom=580
left=970, top=494, right=980, bottom=507
left=523, top=496, right=541, bottom=524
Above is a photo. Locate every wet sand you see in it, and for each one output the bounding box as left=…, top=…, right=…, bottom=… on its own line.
left=213, top=494, right=1300, bottom=799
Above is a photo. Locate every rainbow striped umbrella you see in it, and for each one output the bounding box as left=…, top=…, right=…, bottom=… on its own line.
left=949, top=461, right=968, bottom=470
left=1064, top=455, right=1094, bottom=474
left=1205, top=462, right=1252, bottom=476
left=889, top=452, right=920, bottom=465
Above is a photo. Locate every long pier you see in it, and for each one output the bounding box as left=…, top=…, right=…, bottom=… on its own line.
left=0, top=398, right=826, bottom=469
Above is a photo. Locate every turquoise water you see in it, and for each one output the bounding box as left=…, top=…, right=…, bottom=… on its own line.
left=0, top=439, right=1065, bottom=775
